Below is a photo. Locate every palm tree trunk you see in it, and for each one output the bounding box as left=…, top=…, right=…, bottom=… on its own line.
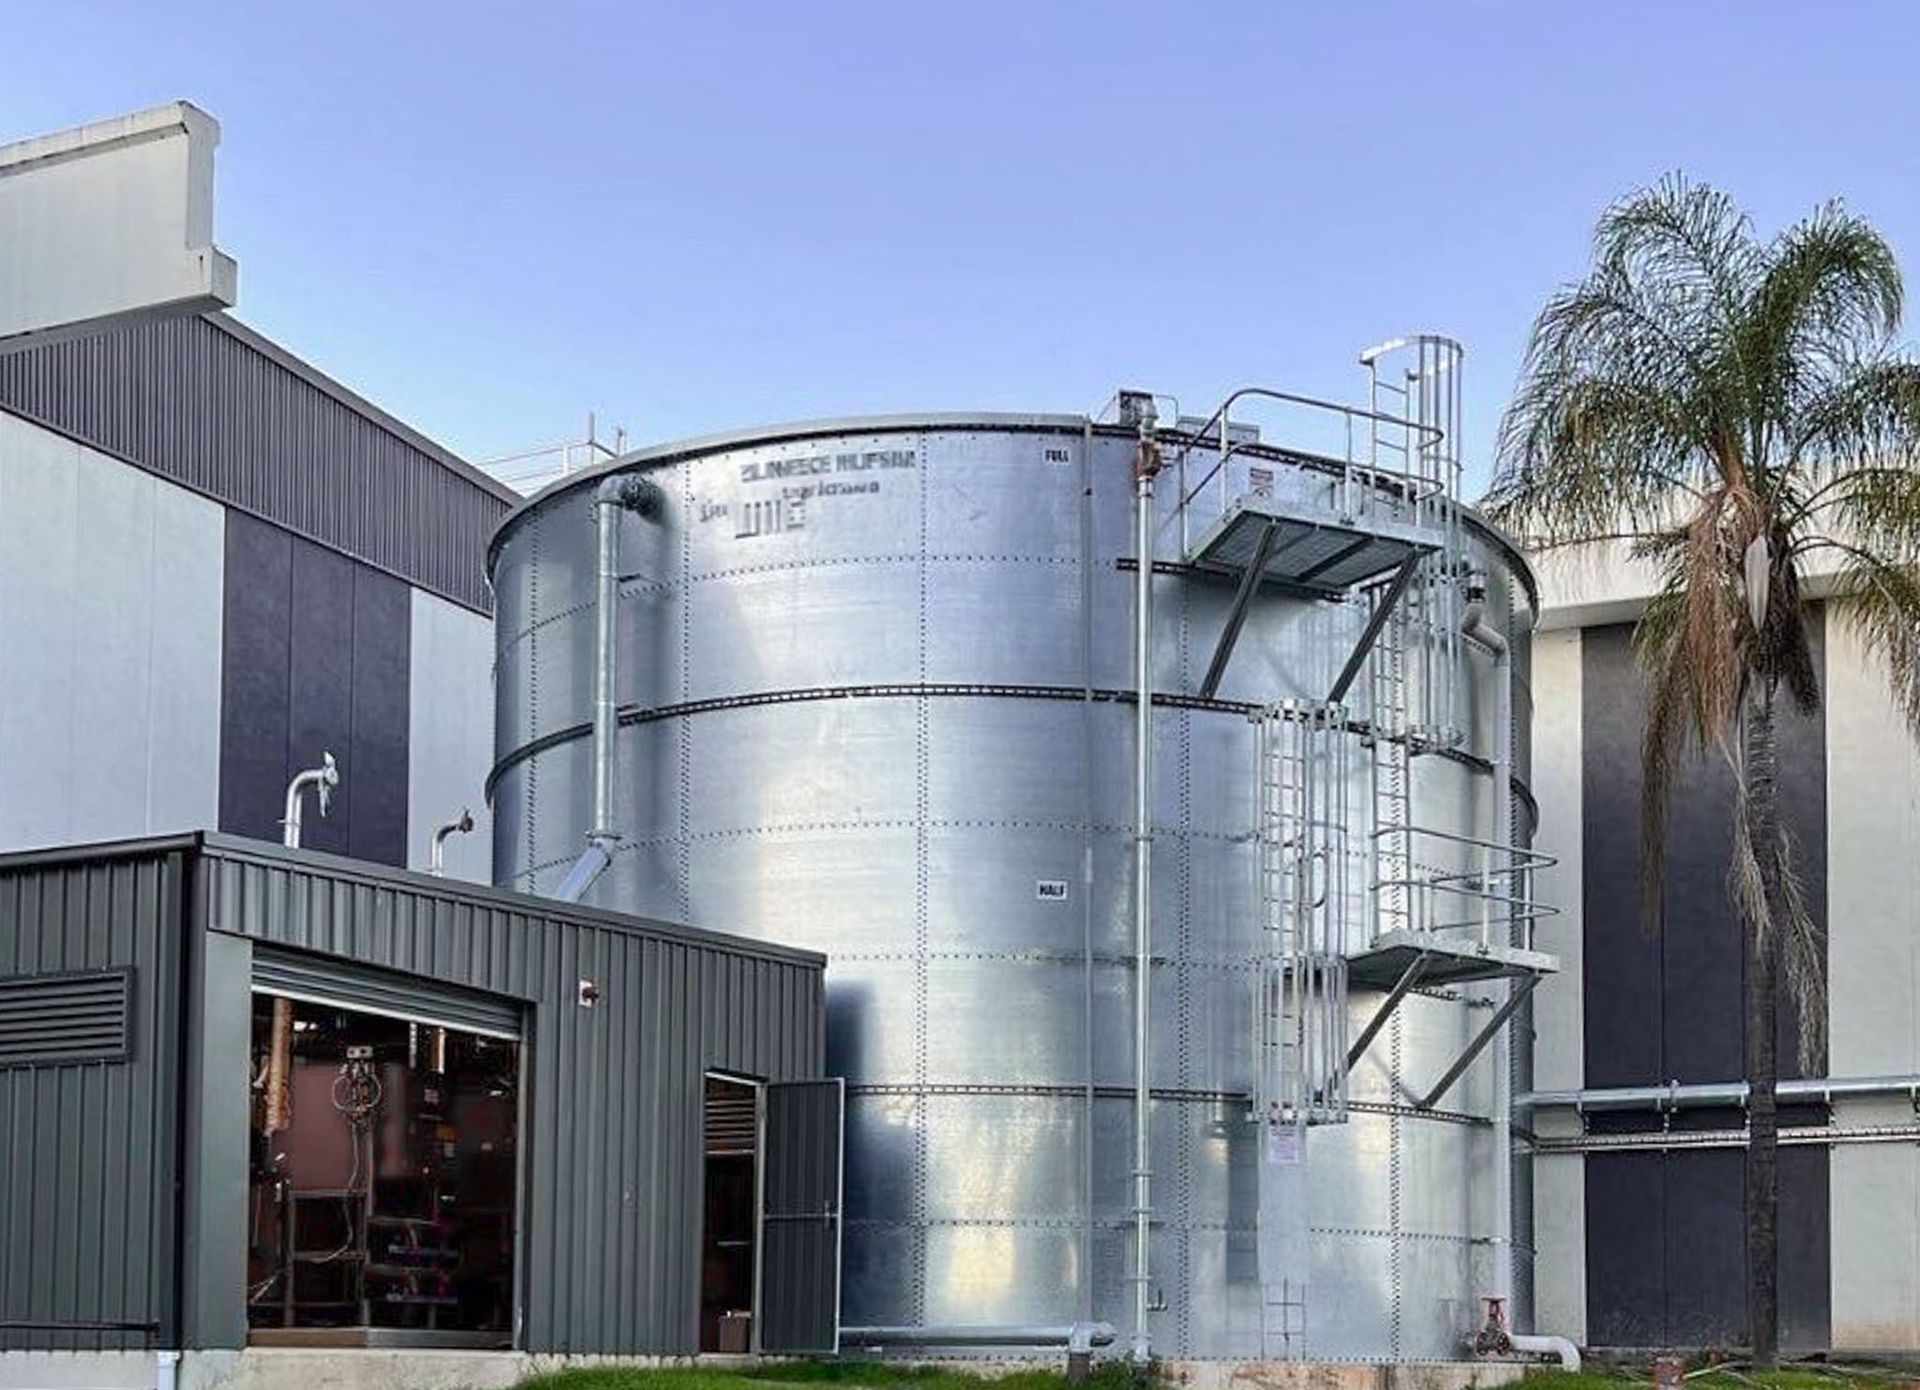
left=1743, top=680, right=1782, bottom=1368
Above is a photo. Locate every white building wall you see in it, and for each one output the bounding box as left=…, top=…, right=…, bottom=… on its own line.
left=0, top=411, right=223, bottom=849
left=1526, top=624, right=1586, bottom=1342
left=407, top=588, right=494, bottom=882
left=1824, top=610, right=1920, bottom=1349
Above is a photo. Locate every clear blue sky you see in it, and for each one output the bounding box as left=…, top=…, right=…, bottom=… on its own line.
left=5, top=2, right=1918, bottom=490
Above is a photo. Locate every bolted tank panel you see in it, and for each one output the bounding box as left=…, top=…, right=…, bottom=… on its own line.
left=488, top=415, right=1541, bottom=1360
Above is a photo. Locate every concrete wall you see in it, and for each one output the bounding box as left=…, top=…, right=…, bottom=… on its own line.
left=0, top=410, right=223, bottom=847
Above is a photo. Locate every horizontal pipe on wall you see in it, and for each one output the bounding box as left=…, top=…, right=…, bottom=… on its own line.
left=1519, top=1073, right=1920, bottom=1113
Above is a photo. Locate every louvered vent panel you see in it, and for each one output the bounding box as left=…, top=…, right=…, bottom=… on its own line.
left=0, top=969, right=131, bottom=1066
left=704, top=1078, right=759, bottom=1156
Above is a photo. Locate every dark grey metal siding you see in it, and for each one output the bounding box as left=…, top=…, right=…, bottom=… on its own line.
left=0, top=842, right=191, bottom=1349
left=218, top=512, right=412, bottom=865
left=758, top=1078, right=844, bottom=1354
left=0, top=313, right=509, bottom=612
left=1579, top=618, right=1831, bottom=1349
left=0, top=833, right=825, bottom=1355
left=195, top=835, right=825, bottom=1354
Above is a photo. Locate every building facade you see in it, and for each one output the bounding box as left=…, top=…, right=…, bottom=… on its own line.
left=1527, top=539, right=1918, bottom=1353
left=0, top=312, right=506, bottom=880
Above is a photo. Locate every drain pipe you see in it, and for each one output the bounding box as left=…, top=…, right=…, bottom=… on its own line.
left=281, top=752, right=338, bottom=849
left=156, top=1349, right=181, bottom=1390
left=554, top=473, right=659, bottom=904
left=1129, top=404, right=1164, bottom=1364
left=428, top=808, right=474, bottom=876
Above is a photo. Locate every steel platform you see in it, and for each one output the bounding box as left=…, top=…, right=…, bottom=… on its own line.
left=1186, top=493, right=1443, bottom=593
left=1348, top=929, right=1559, bottom=990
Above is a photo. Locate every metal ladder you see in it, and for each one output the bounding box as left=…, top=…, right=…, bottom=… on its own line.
left=1252, top=700, right=1351, bottom=1128
left=1368, top=592, right=1416, bottom=941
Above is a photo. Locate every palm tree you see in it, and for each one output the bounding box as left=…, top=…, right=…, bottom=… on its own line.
left=1487, top=176, right=1920, bottom=1365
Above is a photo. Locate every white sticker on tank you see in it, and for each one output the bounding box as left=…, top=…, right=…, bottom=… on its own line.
left=1042, top=444, right=1072, bottom=466
left=1036, top=879, right=1069, bottom=901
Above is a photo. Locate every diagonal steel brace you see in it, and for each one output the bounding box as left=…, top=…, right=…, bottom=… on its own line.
left=1346, top=949, right=1431, bottom=1071
left=1418, top=973, right=1542, bottom=1110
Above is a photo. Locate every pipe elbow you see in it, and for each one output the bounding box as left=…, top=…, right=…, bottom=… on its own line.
left=1460, top=600, right=1509, bottom=659
left=1507, top=1333, right=1581, bottom=1370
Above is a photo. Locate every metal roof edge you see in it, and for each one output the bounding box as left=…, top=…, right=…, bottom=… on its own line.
left=201, top=312, right=520, bottom=508
left=196, top=833, right=828, bottom=970
left=0, top=831, right=205, bottom=872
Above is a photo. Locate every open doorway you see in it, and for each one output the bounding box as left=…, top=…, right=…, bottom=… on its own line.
left=245, top=993, right=519, bottom=1346
left=699, top=1073, right=760, bottom=1352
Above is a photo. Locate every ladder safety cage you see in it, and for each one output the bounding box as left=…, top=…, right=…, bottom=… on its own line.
left=1251, top=699, right=1355, bottom=1127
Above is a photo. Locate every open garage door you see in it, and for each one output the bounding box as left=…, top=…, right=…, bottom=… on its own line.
left=755, top=1079, right=843, bottom=1354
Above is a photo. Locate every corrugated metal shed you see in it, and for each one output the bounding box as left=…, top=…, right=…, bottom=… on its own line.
left=0, top=313, right=512, bottom=612
left=0, top=833, right=827, bottom=1355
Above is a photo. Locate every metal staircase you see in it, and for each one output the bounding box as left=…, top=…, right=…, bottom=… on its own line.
left=1166, top=336, right=1559, bottom=1133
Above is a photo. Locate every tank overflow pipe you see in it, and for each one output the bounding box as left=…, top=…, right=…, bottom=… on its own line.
left=1130, top=400, right=1164, bottom=1364
left=555, top=472, right=662, bottom=904
left=1461, top=579, right=1517, bottom=1304
left=281, top=752, right=338, bottom=849
left=428, top=808, right=475, bottom=876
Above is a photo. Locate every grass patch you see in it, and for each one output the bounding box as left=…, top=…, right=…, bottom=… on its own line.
left=519, top=1361, right=1140, bottom=1390
left=1525, top=1368, right=1914, bottom=1390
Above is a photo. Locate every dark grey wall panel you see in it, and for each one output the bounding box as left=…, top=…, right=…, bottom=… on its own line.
left=1581, top=625, right=1662, bottom=1087
left=219, top=515, right=412, bottom=867
left=347, top=568, right=411, bottom=865
left=1585, top=1152, right=1664, bottom=1347
left=219, top=513, right=294, bottom=848
left=1581, top=616, right=1829, bottom=1087
left=1663, top=1148, right=1745, bottom=1345
left=1780, top=1145, right=1832, bottom=1351
left=1581, top=613, right=1832, bottom=1351
left=288, top=539, right=356, bottom=857
left=0, top=844, right=189, bottom=1350
left=0, top=313, right=508, bottom=612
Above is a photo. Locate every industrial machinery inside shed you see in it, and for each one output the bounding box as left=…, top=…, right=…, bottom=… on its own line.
left=0, top=832, right=837, bottom=1359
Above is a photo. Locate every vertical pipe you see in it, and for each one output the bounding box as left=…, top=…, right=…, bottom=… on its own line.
left=1079, top=420, right=1098, bottom=1327
left=591, top=487, right=620, bottom=842
left=1130, top=415, right=1160, bottom=1364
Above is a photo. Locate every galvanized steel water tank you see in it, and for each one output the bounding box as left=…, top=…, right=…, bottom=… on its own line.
left=488, top=410, right=1541, bottom=1361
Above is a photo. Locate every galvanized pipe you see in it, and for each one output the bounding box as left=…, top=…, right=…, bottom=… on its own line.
left=591, top=479, right=623, bottom=841
left=1522, top=1073, right=1920, bottom=1112
left=281, top=752, right=337, bottom=849
left=1130, top=413, right=1160, bottom=1364
left=555, top=473, right=657, bottom=904
left=842, top=1322, right=1116, bottom=1352
left=1462, top=591, right=1515, bottom=1309
left=428, top=807, right=474, bottom=876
